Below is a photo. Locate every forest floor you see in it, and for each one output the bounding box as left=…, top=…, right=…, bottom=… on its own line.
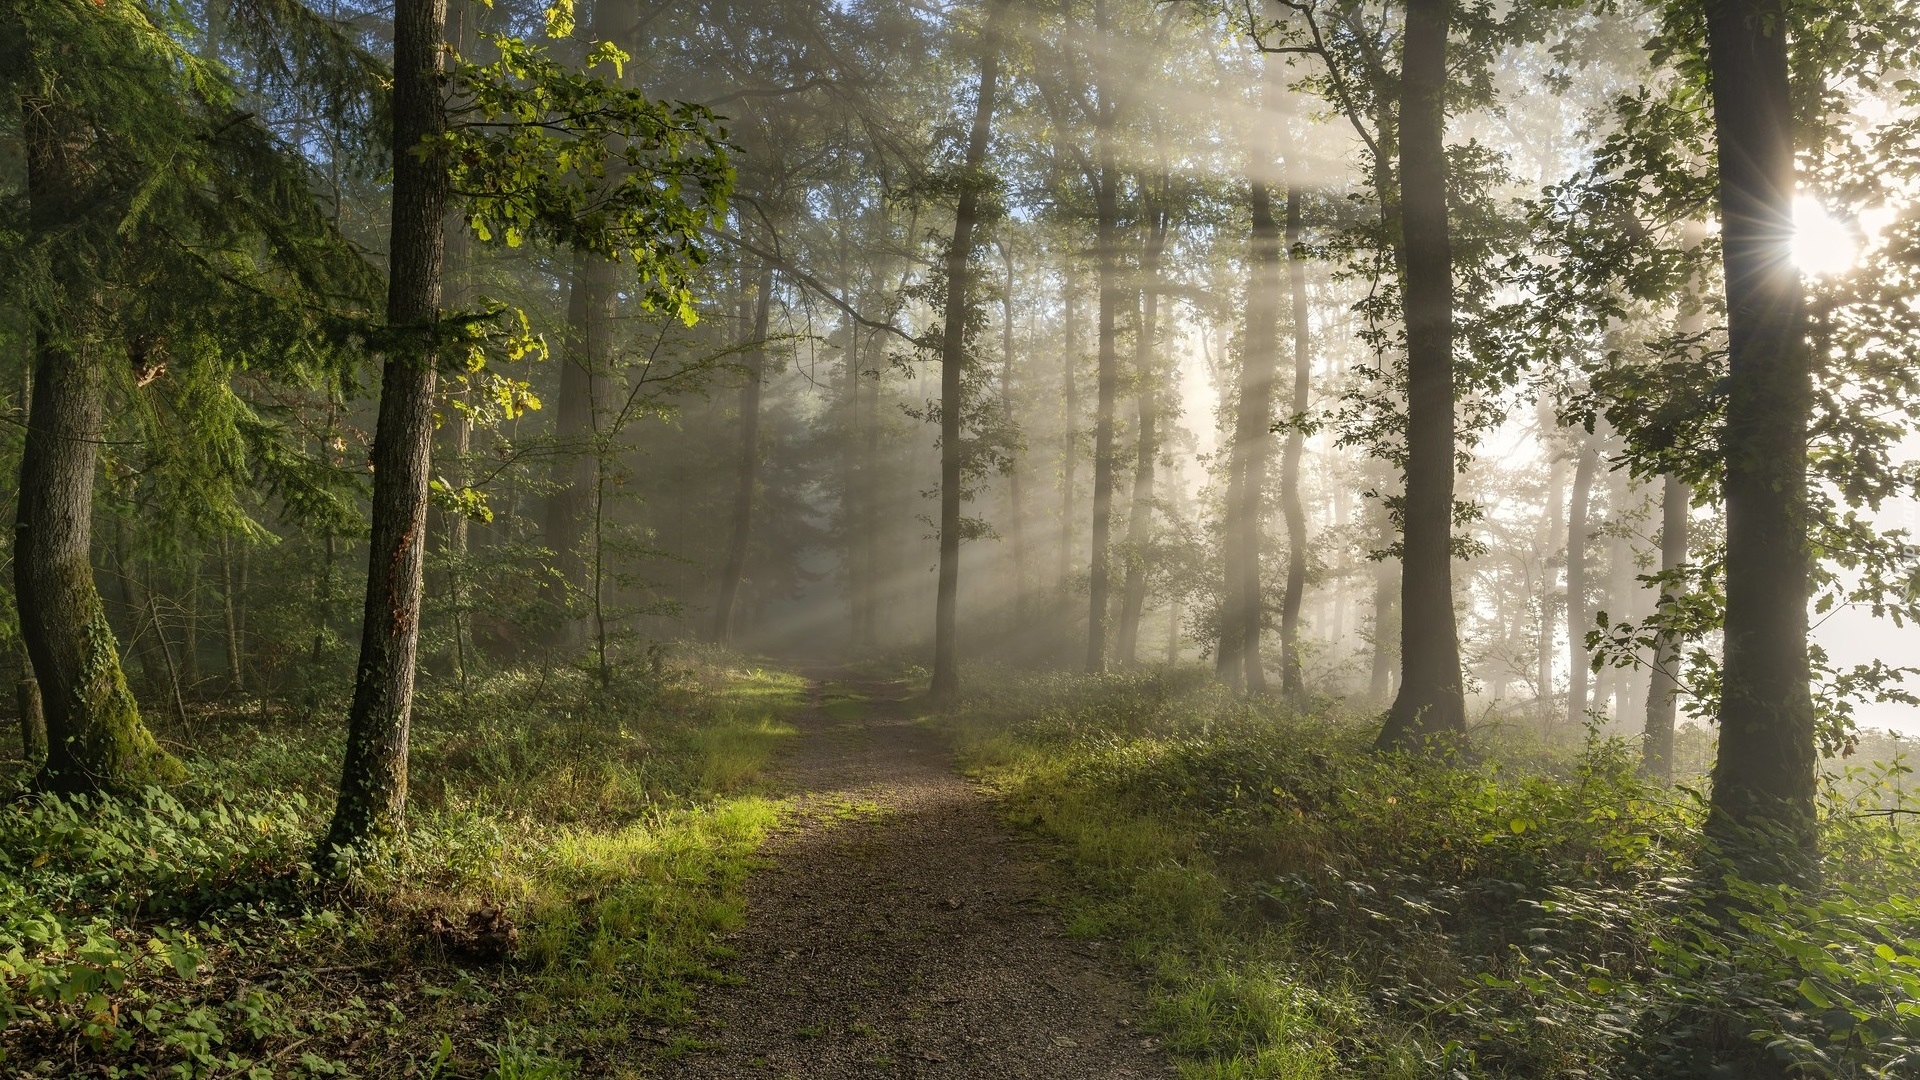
left=653, top=670, right=1174, bottom=1079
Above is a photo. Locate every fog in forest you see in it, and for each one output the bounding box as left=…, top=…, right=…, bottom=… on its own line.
left=10, top=0, right=1920, bottom=1073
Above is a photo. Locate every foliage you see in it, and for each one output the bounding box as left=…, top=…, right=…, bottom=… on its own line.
left=944, top=668, right=1920, bottom=1080
left=0, top=655, right=801, bottom=1076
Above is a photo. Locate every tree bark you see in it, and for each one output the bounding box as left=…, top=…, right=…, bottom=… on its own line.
left=325, top=0, right=450, bottom=856
left=1702, top=0, right=1817, bottom=869
left=1565, top=437, right=1598, bottom=727
left=1232, top=177, right=1281, bottom=695
left=711, top=265, right=775, bottom=647
left=1278, top=176, right=1312, bottom=701
left=931, top=0, right=1004, bottom=697
left=221, top=535, right=244, bottom=694
left=1376, top=0, right=1465, bottom=749
left=1116, top=183, right=1168, bottom=665
left=1644, top=472, right=1689, bottom=781
left=14, top=65, right=178, bottom=793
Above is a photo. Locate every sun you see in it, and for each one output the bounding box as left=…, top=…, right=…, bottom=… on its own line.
left=1793, top=196, right=1860, bottom=277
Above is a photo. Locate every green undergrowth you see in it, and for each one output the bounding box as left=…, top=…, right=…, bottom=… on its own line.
left=942, top=667, right=1920, bottom=1080
left=0, top=651, right=806, bottom=1078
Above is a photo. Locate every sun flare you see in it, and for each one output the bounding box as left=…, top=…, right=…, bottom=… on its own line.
left=1793, top=196, right=1860, bottom=277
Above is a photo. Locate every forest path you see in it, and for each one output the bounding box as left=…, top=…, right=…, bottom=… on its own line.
left=649, top=669, right=1173, bottom=1079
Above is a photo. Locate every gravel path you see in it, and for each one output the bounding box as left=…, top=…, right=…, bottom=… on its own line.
left=652, top=672, right=1173, bottom=1079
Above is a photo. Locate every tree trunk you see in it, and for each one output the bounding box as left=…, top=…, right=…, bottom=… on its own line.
left=1565, top=437, right=1597, bottom=727
left=711, top=265, right=774, bottom=646
left=1060, top=266, right=1080, bottom=591
left=221, top=535, right=244, bottom=694
left=1644, top=473, right=1689, bottom=781
left=1000, top=242, right=1027, bottom=621
left=931, top=0, right=1004, bottom=697
left=12, top=67, right=178, bottom=792
left=1116, top=184, right=1167, bottom=665
left=1703, top=0, right=1817, bottom=869
left=1086, top=142, right=1122, bottom=674
left=1278, top=175, right=1312, bottom=701
left=1233, top=176, right=1281, bottom=695
left=1369, top=552, right=1396, bottom=702
left=1536, top=442, right=1566, bottom=719
left=545, top=250, right=615, bottom=647
left=1377, top=0, right=1465, bottom=749
left=325, top=0, right=450, bottom=856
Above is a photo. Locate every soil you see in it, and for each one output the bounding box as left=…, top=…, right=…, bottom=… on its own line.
left=651, top=671, right=1174, bottom=1079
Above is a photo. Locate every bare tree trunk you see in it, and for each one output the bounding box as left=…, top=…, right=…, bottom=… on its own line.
left=1703, top=0, right=1817, bottom=871
left=221, top=535, right=244, bottom=694
left=545, top=250, right=615, bottom=647
left=1369, top=553, right=1396, bottom=702
left=1565, top=437, right=1597, bottom=727
left=1277, top=174, right=1312, bottom=701
left=1377, top=0, right=1465, bottom=749
left=712, top=265, right=774, bottom=646
left=1116, top=182, right=1167, bottom=665
left=325, top=0, right=450, bottom=856
left=999, top=242, right=1027, bottom=620
left=1644, top=473, right=1689, bottom=780
left=1086, top=127, right=1122, bottom=673
left=1060, top=266, right=1080, bottom=591
left=1536, top=442, right=1566, bottom=720
left=1234, top=176, right=1281, bottom=695
left=930, top=0, right=1006, bottom=697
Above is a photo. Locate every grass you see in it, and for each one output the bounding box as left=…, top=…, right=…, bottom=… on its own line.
left=939, top=666, right=1920, bottom=1080
left=0, top=651, right=807, bottom=1077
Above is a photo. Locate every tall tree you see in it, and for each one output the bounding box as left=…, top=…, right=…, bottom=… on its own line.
left=1277, top=163, right=1312, bottom=700
left=1116, top=177, right=1169, bottom=665
left=545, top=251, right=617, bottom=647
left=712, top=265, right=775, bottom=646
left=1084, top=3, right=1122, bottom=675
left=325, top=0, right=451, bottom=856
left=1376, top=0, right=1465, bottom=749
left=1702, top=0, right=1816, bottom=864
left=1643, top=473, right=1689, bottom=780
left=931, top=0, right=1006, bottom=698
left=1565, top=435, right=1598, bottom=727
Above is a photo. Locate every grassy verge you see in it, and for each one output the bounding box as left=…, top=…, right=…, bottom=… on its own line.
left=0, top=652, right=807, bottom=1077
left=941, top=667, right=1920, bottom=1080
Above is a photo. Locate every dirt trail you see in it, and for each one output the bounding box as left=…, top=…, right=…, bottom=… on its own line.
left=652, top=672, right=1173, bottom=1079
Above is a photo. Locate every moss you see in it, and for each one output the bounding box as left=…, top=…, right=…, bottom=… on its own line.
left=62, top=593, right=184, bottom=792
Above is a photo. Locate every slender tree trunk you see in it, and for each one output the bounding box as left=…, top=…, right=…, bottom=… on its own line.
left=1536, top=443, right=1566, bottom=719
left=1000, top=243, right=1027, bottom=620
left=1278, top=176, right=1312, bottom=701
left=1644, top=473, right=1689, bottom=779
left=1565, top=438, right=1597, bottom=727
left=1234, top=177, right=1281, bottom=694
left=711, top=266, right=774, bottom=646
left=325, top=0, right=450, bottom=856
left=1703, top=0, right=1817, bottom=868
left=221, top=535, right=244, bottom=694
left=113, top=522, right=170, bottom=703
left=1086, top=149, right=1122, bottom=673
left=1060, top=266, right=1081, bottom=591
left=545, top=250, right=615, bottom=647
left=931, top=0, right=1004, bottom=697
left=1377, top=0, right=1465, bottom=749
left=1116, top=186, right=1167, bottom=665
left=1216, top=444, right=1247, bottom=691
left=1369, top=553, right=1396, bottom=702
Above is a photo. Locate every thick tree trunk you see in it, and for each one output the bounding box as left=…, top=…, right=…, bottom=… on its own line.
left=1565, top=437, right=1597, bottom=727
left=711, top=266, right=775, bottom=646
left=1116, top=186, right=1167, bottom=665
left=1703, top=0, right=1817, bottom=868
left=1377, top=0, right=1465, bottom=749
left=14, top=71, right=177, bottom=793
left=930, top=0, right=1004, bottom=697
left=545, top=250, right=616, bottom=647
left=1278, top=178, right=1312, bottom=701
left=1644, top=472, right=1689, bottom=780
left=325, top=0, right=450, bottom=856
